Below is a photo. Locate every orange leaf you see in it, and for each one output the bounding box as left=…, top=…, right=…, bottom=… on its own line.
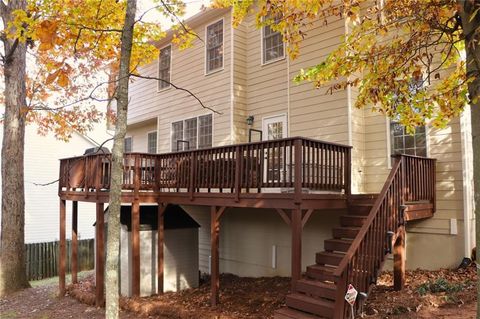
left=46, top=70, right=59, bottom=85
left=57, top=71, right=69, bottom=88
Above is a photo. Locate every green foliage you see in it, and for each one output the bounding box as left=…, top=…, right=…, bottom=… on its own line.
left=417, top=278, right=463, bottom=296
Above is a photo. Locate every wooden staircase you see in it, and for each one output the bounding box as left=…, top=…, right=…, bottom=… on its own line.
left=275, top=195, right=375, bottom=319
left=275, top=155, right=436, bottom=319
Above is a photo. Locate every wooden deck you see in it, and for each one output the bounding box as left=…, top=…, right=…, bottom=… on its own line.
left=56, top=137, right=437, bottom=318
left=58, top=137, right=352, bottom=209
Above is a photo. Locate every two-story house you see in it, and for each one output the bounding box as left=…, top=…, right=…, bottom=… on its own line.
left=57, top=6, right=475, bottom=319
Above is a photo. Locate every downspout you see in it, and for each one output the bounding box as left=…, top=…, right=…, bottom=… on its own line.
left=230, top=8, right=235, bottom=144
left=286, top=41, right=291, bottom=137
left=460, top=105, right=474, bottom=260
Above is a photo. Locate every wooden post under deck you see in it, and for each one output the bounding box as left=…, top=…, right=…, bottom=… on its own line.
left=291, top=208, right=302, bottom=289
left=394, top=226, right=406, bottom=291
left=210, top=206, right=226, bottom=307
left=59, top=199, right=66, bottom=296
left=72, top=201, right=78, bottom=284
left=95, top=202, right=105, bottom=306
left=157, top=203, right=166, bottom=294
left=132, top=200, right=141, bottom=296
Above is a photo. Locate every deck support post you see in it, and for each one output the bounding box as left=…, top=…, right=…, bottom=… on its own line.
left=72, top=201, right=78, bottom=284
left=132, top=200, right=141, bottom=296
left=157, top=203, right=166, bottom=294
left=210, top=206, right=226, bottom=307
left=291, top=208, right=302, bottom=289
left=95, top=202, right=105, bottom=306
left=59, top=199, right=66, bottom=296
left=394, top=226, right=406, bottom=291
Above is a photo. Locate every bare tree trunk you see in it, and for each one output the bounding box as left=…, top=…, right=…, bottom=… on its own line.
left=105, top=0, right=137, bottom=318
left=0, top=0, right=30, bottom=296
left=458, top=1, right=480, bottom=318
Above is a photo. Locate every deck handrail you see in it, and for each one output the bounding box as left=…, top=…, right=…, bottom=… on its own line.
left=58, top=137, right=352, bottom=197
left=332, top=154, right=436, bottom=318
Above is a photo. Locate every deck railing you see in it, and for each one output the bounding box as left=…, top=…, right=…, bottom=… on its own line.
left=333, top=154, right=436, bottom=318
left=58, top=137, right=352, bottom=198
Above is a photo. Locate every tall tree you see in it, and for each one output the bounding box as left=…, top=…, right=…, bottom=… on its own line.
left=0, top=0, right=30, bottom=294
left=104, top=0, right=136, bottom=317
left=217, top=0, right=480, bottom=313
left=0, top=0, right=164, bottom=295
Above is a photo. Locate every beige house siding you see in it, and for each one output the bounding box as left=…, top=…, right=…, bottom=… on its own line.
left=126, top=119, right=157, bottom=153
left=128, top=10, right=233, bottom=152
left=364, top=112, right=467, bottom=268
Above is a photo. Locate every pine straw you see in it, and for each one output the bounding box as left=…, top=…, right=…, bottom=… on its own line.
left=68, top=274, right=291, bottom=318
left=67, top=267, right=477, bottom=318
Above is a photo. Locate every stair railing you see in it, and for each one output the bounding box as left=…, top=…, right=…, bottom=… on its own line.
left=332, top=154, right=436, bottom=318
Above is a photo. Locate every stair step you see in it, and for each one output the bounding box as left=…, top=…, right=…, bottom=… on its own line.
left=296, top=279, right=336, bottom=300
left=286, top=293, right=334, bottom=318
left=324, top=239, right=353, bottom=252
left=332, top=227, right=360, bottom=239
left=340, top=215, right=367, bottom=227
left=316, top=251, right=344, bottom=266
left=306, top=265, right=337, bottom=281
left=348, top=203, right=373, bottom=215
left=348, top=194, right=378, bottom=205
left=274, top=307, right=321, bottom=319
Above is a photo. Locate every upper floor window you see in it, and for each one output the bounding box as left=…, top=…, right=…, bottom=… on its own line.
left=262, top=16, right=284, bottom=64
left=124, top=137, right=132, bottom=152
left=158, top=45, right=171, bottom=90
left=206, top=20, right=223, bottom=74
left=390, top=122, right=427, bottom=157
left=171, top=114, right=213, bottom=151
left=148, top=131, right=157, bottom=153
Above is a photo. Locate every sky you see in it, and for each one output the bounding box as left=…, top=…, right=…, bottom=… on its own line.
left=140, top=0, right=212, bottom=27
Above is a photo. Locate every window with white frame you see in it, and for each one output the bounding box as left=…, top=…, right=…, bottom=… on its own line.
left=390, top=122, right=426, bottom=157
left=124, top=137, right=132, bottom=152
left=206, top=20, right=223, bottom=73
left=158, top=45, right=171, bottom=90
left=171, top=114, right=213, bottom=151
left=262, top=16, right=284, bottom=64
left=147, top=131, right=157, bottom=153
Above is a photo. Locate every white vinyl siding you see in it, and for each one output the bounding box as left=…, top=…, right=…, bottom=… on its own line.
left=171, top=114, right=213, bottom=151
left=158, top=45, right=171, bottom=90
left=147, top=131, right=157, bottom=153
left=124, top=137, right=132, bottom=152
left=206, top=19, right=224, bottom=73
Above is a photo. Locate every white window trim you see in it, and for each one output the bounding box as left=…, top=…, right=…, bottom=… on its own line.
left=386, top=117, right=430, bottom=169
left=260, top=18, right=286, bottom=66
left=124, top=136, right=133, bottom=152
left=157, top=44, right=172, bottom=92
left=204, top=18, right=225, bottom=76
left=147, top=130, right=158, bottom=153
left=169, top=113, right=215, bottom=151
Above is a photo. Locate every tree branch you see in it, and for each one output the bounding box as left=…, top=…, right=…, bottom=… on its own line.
left=130, top=73, right=221, bottom=114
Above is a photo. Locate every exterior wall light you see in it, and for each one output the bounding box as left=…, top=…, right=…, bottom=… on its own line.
left=246, top=115, right=255, bottom=126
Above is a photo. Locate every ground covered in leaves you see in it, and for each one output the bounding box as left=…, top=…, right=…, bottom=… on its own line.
left=1, top=266, right=476, bottom=318
left=364, top=265, right=477, bottom=318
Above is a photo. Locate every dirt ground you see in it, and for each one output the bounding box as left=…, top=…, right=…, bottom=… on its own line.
left=0, top=266, right=477, bottom=319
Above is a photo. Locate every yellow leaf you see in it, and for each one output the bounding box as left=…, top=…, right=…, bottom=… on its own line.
left=45, top=70, right=59, bottom=85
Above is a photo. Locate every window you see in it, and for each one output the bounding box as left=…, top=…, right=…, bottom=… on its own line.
left=262, top=16, right=284, bottom=64
left=390, top=122, right=427, bottom=157
left=147, top=132, right=157, bottom=153
left=124, top=137, right=132, bottom=152
left=198, top=114, right=213, bottom=149
left=171, top=114, right=213, bottom=151
left=158, top=45, right=171, bottom=90
left=171, top=121, right=183, bottom=151
left=206, top=20, right=223, bottom=73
